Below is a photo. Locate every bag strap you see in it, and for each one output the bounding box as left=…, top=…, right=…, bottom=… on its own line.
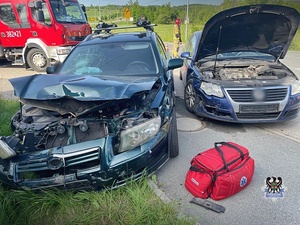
left=214, top=142, right=244, bottom=160
left=214, top=144, right=229, bottom=172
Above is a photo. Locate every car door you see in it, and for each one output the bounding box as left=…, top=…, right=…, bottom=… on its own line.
left=180, top=32, right=199, bottom=85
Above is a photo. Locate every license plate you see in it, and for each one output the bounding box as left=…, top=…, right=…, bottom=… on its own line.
left=240, top=104, right=278, bottom=113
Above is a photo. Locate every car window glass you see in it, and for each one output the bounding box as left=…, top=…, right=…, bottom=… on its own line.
left=59, top=42, right=159, bottom=76
left=0, top=4, right=19, bottom=28
left=50, top=1, right=86, bottom=23
left=31, top=2, right=52, bottom=25
left=16, top=4, right=30, bottom=28
left=156, top=36, right=168, bottom=66
left=187, top=34, right=197, bottom=56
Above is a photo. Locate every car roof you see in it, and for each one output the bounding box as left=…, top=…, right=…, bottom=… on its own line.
left=82, top=32, right=153, bottom=45
left=81, top=26, right=157, bottom=46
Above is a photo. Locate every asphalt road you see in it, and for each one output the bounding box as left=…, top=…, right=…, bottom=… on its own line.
left=1, top=52, right=300, bottom=225
left=156, top=51, right=300, bottom=225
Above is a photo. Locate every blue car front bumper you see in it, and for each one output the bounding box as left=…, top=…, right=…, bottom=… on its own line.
left=194, top=90, right=300, bottom=123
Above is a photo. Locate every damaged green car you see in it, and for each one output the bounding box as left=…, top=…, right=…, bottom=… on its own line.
left=0, top=21, right=183, bottom=190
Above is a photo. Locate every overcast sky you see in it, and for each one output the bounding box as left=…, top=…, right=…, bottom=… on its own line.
left=79, top=0, right=224, bottom=7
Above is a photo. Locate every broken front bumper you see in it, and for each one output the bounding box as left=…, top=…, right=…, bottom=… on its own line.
left=0, top=130, right=169, bottom=191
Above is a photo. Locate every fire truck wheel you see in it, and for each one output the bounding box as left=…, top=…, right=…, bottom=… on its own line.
left=26, top=48, right=50, bottom=72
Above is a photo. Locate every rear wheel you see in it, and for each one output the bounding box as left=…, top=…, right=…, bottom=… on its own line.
left=26, top=48, right=50, bottom=72
left=168, top=109, right=179, bottom=158
left=184, top=79, right=200, bottom=113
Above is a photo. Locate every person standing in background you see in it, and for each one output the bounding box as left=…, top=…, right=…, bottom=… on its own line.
left=172, top=18, right=182, bottom=57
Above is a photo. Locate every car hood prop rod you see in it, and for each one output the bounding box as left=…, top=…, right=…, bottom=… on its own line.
left=213, top=25, right=222, bottom=75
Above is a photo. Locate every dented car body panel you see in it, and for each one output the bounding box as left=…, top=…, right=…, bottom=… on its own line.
left=0, top=24, right=183, bottom=190
left=9, top=74, right=158, bottom=101
left=180, top=5, right=300, bottom=123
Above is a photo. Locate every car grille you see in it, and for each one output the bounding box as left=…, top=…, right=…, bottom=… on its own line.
left=69, top=36, right=87, bottom=41
left=236, top=112, right=281, bottom=119
left=226, top=88, right=288, bottom=102
left=61, top=147, right=100, bottom=168
left=16, top=147, right=101, bottom=173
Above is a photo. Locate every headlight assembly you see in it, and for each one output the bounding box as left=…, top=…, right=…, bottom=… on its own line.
left=200, top=82, right=224, bottom=98
left=57, top=48, right=71, bottom=55
left=291, top=80, right=300, bottom=95
left=0, top=139, right=16, bottom=159
left=119, top=116, right=161, bottom=153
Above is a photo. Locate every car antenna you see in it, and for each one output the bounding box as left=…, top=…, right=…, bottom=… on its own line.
left=213, top=25, right=222, bottom=74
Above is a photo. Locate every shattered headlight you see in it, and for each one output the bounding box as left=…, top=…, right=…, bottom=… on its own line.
left=0, top=139, right=16, bottom=159
left=200, top=82, right=224, bottom=98
left=119, top=116, right=161, bottom=153
left=291, top=80, right=300, bottom=95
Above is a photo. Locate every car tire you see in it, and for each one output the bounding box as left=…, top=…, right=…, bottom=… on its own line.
left=168, top=109, right=179, bottom=158
left=26, top=48, right=50, bottom=72
left=184, top=79, right=200, bottom=113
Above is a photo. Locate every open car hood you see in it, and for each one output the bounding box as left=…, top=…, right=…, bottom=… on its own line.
left=196, top=4, right=300, bottom=60
left=9, top=74, right=158, bottom=100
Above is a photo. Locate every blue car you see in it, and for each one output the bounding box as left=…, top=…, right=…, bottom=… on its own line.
left=0, top=19, right=183, bottom=190
left=180, top=4, right=300, bottom=123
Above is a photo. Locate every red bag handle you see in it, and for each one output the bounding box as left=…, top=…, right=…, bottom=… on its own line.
left=215, top=142, right=244, bottom=160
left=214, top=143, right=229, bottom=172
left=214, top=142, right=245, bottom=172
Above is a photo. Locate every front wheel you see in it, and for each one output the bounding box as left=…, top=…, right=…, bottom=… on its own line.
left=26, top=48, right=50, bottom=72
left=168, top=109, right=179, bottom=158
left=184, top=79, right=200, bottom=113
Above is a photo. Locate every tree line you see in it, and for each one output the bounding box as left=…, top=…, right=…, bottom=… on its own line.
left=86, top=0, right=300, bottom=24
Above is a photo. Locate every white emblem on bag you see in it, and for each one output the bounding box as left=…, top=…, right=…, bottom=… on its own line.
left=240, top=176, right=247, bottom=187
left=191, top=178, right=199, bottom=186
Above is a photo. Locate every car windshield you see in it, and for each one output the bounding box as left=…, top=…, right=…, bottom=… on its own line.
left=204, top=51, right=275, bottom=61
left=58, top=41, right=159, bottom=76
left=50, top=0, right=87, bottom=23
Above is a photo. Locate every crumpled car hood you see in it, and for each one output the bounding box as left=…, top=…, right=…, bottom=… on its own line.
left=196, top=4, right=300, bottom=60
left=9, top=74, right=158, bottom=100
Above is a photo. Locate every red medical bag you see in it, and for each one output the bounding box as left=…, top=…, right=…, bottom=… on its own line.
left=185, top=142, right=255, bottom=200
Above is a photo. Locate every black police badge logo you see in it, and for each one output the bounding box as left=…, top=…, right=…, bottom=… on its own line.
left=264, top=176, right=284, bottom=198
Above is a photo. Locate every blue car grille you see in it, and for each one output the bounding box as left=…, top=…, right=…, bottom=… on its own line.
left=236, top=112, right=281, bottom=119
left=226, top=88, right=288, bottom=102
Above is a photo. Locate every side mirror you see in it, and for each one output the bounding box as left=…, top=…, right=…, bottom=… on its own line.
left=168, top=58, right=183, bottom=70
left=46, top=65, right=58, bottom=74
left=29, top=1, right=42, bottom=9
left=36, top=10, right=45, bottom=23
left=180, top=51, right=192, bottom=60
left=34, top=1, right=43, bottom=9
left=80, top=4, right=86, bottom=12
left=80, top=4, right=88, bottom=20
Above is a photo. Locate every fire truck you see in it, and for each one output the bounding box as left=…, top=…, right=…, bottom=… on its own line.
left=0, top=0, right=91, bottom=72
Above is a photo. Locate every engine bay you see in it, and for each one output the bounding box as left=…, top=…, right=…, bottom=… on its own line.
left=200, top=61, right=292, bottom=81
left=7, top=90, right=158, bottom=155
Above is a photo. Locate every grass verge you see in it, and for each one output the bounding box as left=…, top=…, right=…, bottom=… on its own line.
left=0, top=99, right=19, bottom=135
left=0, top=178, right=195, bottom=225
